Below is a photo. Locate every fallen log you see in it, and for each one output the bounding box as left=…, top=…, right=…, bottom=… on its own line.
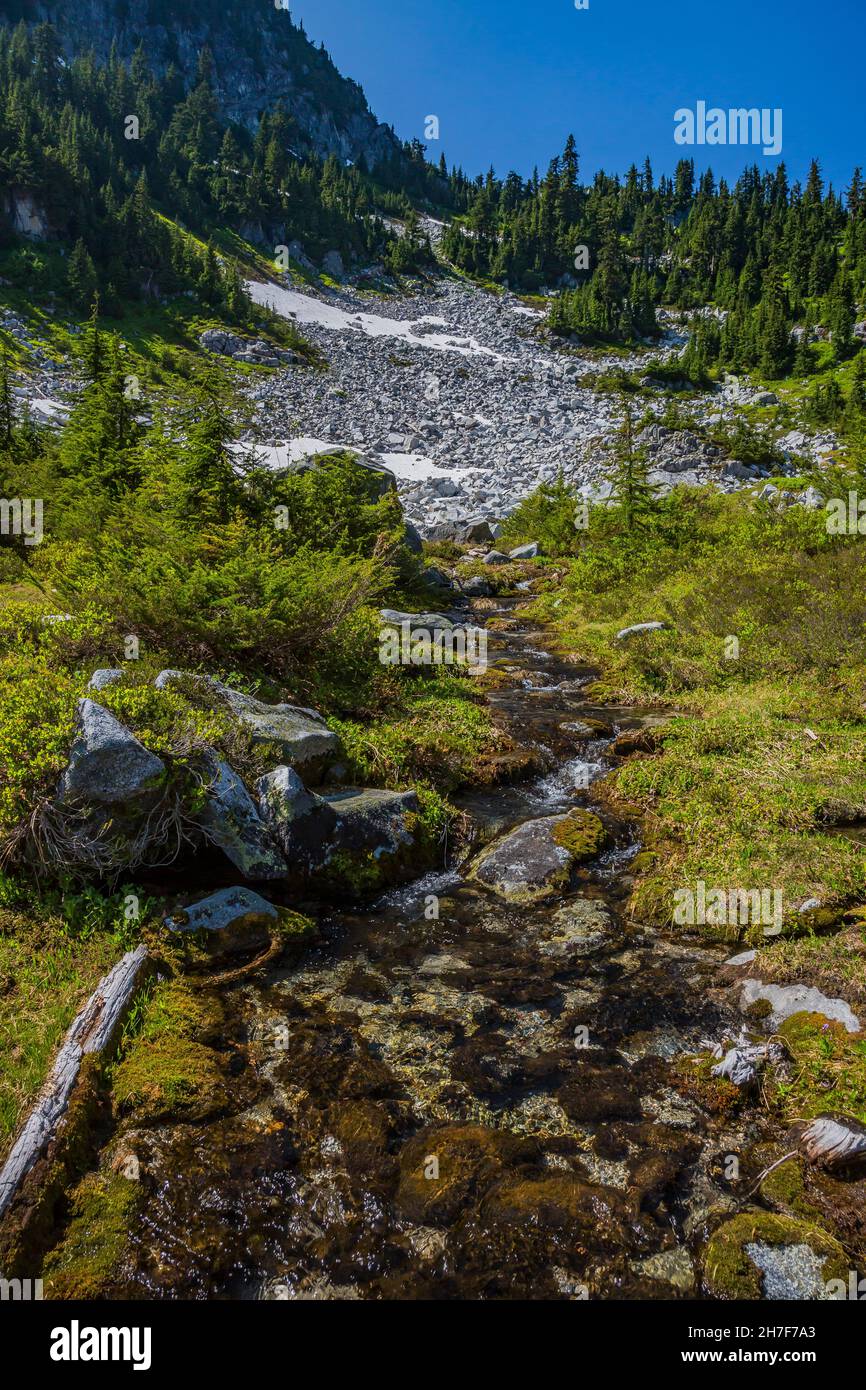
left=0, top=945, right=150, bottom=1224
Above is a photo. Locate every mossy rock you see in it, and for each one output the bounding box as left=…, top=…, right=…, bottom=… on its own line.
left=472, top=809, right=607, bottom=904
left=757, top=1152, right=823, bottom=1221
left=482, top=1174, right=657, bottom=1254
left=550, top=808, right=607, bottom=858
left=110, top=979, right=232, bottom=1124
left=703, top=1210, right=847, bottom=1299
left=42, top=1171, right=139, bottom=1300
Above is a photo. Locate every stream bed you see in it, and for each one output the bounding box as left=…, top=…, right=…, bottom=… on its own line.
left=88, top=599, right=778, bottom=1300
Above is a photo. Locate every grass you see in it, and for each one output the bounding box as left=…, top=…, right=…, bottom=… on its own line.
left=531, top=488, right=866, bottom=940
left=0, top=901, right=131, bottom=1160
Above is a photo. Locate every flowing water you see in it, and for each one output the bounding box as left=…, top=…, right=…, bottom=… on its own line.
left=104, top=598, right=769, bottom=1300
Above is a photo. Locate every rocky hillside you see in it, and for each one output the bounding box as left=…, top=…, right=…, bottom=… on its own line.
left=11, top=0, right=402, bottom=168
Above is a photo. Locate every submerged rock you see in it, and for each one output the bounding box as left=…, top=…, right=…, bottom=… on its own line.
left=59, top=699, right=165, bottom=807
left=538, top=897, right=615, bottom=958
left=471, top=809, right=606, bottom=903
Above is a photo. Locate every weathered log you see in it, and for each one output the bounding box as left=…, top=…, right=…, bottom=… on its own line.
left=0, top=945, right=149, bottom=1222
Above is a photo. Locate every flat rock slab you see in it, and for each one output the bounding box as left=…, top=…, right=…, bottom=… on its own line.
left=324, top=787, right=420, bottom=854
left=741, top=979, right=861, bottom=1034
left=59, top=699, right=165, bottom=807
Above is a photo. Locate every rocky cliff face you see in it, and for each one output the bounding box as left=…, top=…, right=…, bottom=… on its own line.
left=16, top=0, right=401, bottom=168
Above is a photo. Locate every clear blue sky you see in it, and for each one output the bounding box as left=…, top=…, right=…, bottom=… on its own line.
left=290, top=0, right=864, bottom=192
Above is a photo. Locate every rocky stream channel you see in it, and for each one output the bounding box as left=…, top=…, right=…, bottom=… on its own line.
left=40, top=589, right=857, bottom=1303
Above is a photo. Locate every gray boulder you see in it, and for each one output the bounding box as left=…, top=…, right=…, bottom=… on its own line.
left=461, top=519, right=494, bottom=544
left=615, top=622, right=670, bottom=642
left=423, top=566, right=454, bottom=592
left=256, top=765, right=339, bottom=867
left=87, top=669, right=124, bottom=692
left=462, top=575, right=492, bottom=597
left=482, top=550, right=511, bottom=566
left=403, top=522, right=424, bottom=554
left=324, top=787, right=420, bottom=854
left=196, top=755, right=288, bottom=880
left=165, top=885, right=278, bottom=956
left=321, top=250, right=345, bottom=280
left=509, top=543, right=539, bottom=560
left=59, top=699, right=165, bottom=807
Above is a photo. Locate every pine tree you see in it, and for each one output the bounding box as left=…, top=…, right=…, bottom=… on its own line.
left=610, top=397, right=655, bottom=531
left=67, top=238, right=98, bottom=311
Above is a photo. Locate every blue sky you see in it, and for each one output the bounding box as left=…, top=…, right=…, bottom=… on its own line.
left=290, top=0, right=865, bottom=192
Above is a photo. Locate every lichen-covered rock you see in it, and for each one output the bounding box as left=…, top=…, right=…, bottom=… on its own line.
left=164, top=885, right=279, bottom=953
left=59, top=699, right=165, bottom=807
left=471, top=809, right=606, bottom=903
left=154, top=671, right=339, bottom=775
left=196, top=755, right=288, bottom=880
left=703, top=1211, right=847, bottom=1299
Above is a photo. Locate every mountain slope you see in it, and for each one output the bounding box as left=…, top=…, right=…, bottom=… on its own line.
left=5, top=0, right=401, bottom=168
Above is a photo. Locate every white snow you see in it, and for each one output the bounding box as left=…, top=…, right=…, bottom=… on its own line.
left=245, top=279, right=508, bottom=360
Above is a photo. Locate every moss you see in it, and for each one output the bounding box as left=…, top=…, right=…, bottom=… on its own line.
left=110, top=979, right=230, bottom=1123
left=758, top=1153, right=823, bottom=1221
left=703, top=1210, right=847, bottom=1299
left=42, top=1170, right=140, bottom=1300
left=550, top=808, right=606, bottom=860
left=671, top=1054, right=744, bottom=1119
left=770, top=1011, right=866, bottom=1126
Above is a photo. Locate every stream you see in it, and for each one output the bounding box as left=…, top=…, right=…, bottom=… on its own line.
left=99, top=595, right=770, bottom=1301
